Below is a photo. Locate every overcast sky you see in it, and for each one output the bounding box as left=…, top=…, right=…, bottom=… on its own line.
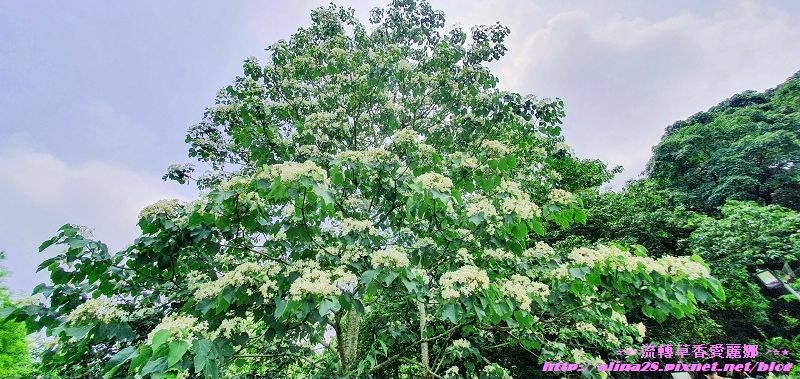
left=1, top=0, right=799, bottom=295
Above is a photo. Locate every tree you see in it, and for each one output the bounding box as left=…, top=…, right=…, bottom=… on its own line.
left=0, top=251, right=34, bottom=379
left=8, top=1, right=722, bottom=378
left=648, top=72, right=800, bottom=213
left=546, top=179, right=694, bottom=258
left=687, top=200, right=800, bottom=342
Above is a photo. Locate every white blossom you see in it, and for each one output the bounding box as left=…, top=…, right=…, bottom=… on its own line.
left=548, top=189, right=575, bottom=205
left=414, top=172, right=453, bottom=193
left=66, top=298, right=128, bottom=324
left=372, top=246, right=410, bottom=268
left=481, top=140, right=510, bottom=156
left=439, top=265, right=489, bottom=300
left=452, top=339, right=471, bottom=349
left=139, top=199, right=183, bottom=219
left=257, top=160, right=328, bottom=184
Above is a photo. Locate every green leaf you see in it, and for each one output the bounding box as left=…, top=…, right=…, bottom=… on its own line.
left=383, top=271, right=399, bottom=286
left=312, top=183, right=334, bottom=204
left=193, top=339, right=214, bottom=373
left=150, top=329, right=171, bottom=352
left=319, top=299, right=334, bottom=316
left=274, top=298, right=289, bottom=319
left=141, top=357, right=167, bottom=376
left=103, top=346, right=138, bottom=378
left=167, top=340, right=189, bottom=367
left=38, top=236, right=60, bottom=252
left=442, top=303, right=458, bottom=324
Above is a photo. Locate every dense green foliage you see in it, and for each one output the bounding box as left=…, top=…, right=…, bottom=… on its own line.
left=648, top=72, right=800, bottom=213
left=688, top=201, right=800, bottom=342
left=0, top=252, right=35, bottom=379
left=562, top=73, right=800, bottom=377
left=546, top=180, right=693, bottom=258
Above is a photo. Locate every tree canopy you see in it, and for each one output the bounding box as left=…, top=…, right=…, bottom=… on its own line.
left=4, top=1, right=722, bottom=379
left=647, top=71, right=800, bottom=213
left=0, top=252, right=34, bottom=379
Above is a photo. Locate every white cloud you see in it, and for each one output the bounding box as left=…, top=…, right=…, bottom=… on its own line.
left=441, top=0, right=800, bottom=187
left=0, top=143, right=195, bottom=295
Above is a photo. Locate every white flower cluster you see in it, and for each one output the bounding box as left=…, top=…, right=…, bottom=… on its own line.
left=219, top=175, right=250, bottom=191
left=193, top=261, right=279, bottom=301
left=391, top=128, right=421, bottom=145
left=571, top=348, right=593, bottom=364
left=289, top=268, right=335, bottom=299
left=455, top=228, right=476, bottom=243
left=439, top=265, right=490, bottom=300
left=450, top=152, right=479, bottom=169
left=257, top=160, right=328, bottom=184
left=455, top=248, right=474, bottom=264
left=498, top=275, right=550, bottom=312
left=483, top=248, right=515, bottom=261
left=481, top=140, right=510, bottom=156
left=303, top=112, right=338, bottom=133
left=371, top=246, right=410, bottom=268
left=575, top=322, right=598, bottom=333
left=339, top=218, right=380, bottom=236
left=411, top=237, right=435, bottom=249
left=523, top=242, right=556, bottom=260
left=634, top=322, right=647, bottom=337
left=452, top=338, right=471, bottom=349
left=147, top=314, right=208, bottom=345
left=416, top=143, right=435, bottom=156
left=338, top=244, right=368, bottom=264
left=410, top=268, right=431, bottom=285
left=212, top=315, right=257, bottom=339
left=444, top=366, right=460, bottom=378
left=611, top=311, right=628, bottom=325
left=604, top=331, right=621, bottom=346
left=499, top=180, right=541, bottom=219
left=481, top=363, right=512, bottom=379
left=66, top=298, right=128, bottom=324
left=659, top=256, right=711, bottom=280
left=289, top=266, right=356, bottom=299
left=568, top=246, right=711, bottom=280
left=465, top=194, right=497, bottom=218
left=548, top=189, right=575, bottom=205
left=414, top=172, right=453, bottom=193
left=569, top=246, right=629, bottom=268
left=139, top=199, right=183, bottom=219
left=298, top=144, right=321, bottom=157
left=554, top=141, right=573, bottom=155
left=396, top=59, right=413, bottom=71
left=551, top=265, right=570, bottom=280
left=186, top=271, right=210, bottom=292
left=332, top=267, right=359, bottom=293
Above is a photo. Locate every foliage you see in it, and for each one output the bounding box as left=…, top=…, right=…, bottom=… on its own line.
left=547, top=179, right=694, bottom=257
left=4, top=1, right=723, bottom=378
left=0, top=252, right=35, bottom=379
left=647, top=72, right=800, bottom=213
left=687, top=200, right=800, bottom=341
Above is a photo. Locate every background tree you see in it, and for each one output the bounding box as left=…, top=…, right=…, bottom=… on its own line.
left=5, top=1, right=722, bottom=379
left=0, top=251, right=35, bottom=379
left=687, top=200, right=800, bottom=342
left=647, top=71, right=800, bottom=213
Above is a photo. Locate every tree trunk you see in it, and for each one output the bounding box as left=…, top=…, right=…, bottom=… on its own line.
left=419, top=300, right=431, bottom=379
left=344, top=309, right=361, bottom=369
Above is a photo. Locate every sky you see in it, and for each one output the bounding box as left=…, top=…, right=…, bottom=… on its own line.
left=1, top=0, right=799, bottom=295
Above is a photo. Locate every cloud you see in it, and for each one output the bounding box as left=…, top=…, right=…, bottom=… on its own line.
left=0, top=143, right=195, bottom=295
left=441, top=0, right=800, bottom=187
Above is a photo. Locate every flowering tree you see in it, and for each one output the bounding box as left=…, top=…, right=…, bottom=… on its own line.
left=6, top=1, right=723, bottom=378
